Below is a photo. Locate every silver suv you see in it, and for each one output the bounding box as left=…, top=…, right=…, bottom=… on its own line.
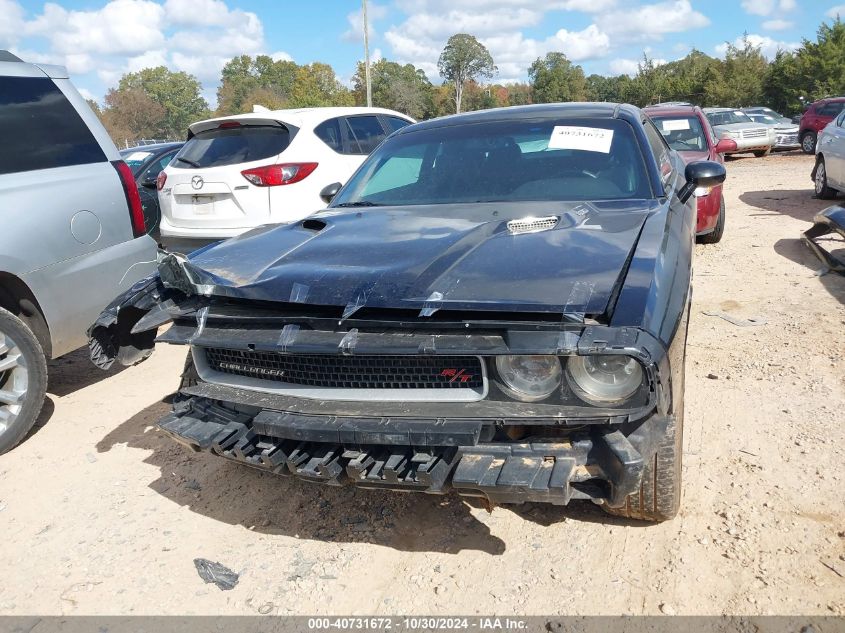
left=0, top=51, right=157, bottom=452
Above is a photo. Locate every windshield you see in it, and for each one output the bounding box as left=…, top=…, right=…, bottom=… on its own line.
left=119, top=149, right=153, bottom=174
left=174, top=124, right=290, bottom=169
left=331, top=118, right=652, bottom=207
left=749, top=114, right=776, bottom=124
left=651, top=116, right=707, bottom=152
left=707, top=111, right=753, bottom=126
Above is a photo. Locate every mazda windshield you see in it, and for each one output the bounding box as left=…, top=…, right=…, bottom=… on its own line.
left=330, top=118, right=653, bottom=207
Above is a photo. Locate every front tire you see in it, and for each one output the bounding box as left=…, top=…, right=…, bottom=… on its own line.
left=605, top=409, right=684, bottom=522
left=697, top=196, right=725, bottom=244
left=814, top=157, right=837, bottom=199
left=801, top=131, right=817, bottom=154
left=0, top=307, right=48, bottom=454
left=753, top=148, right=771, bottom=158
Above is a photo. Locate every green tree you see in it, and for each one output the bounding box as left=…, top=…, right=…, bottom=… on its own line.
left=289, top=63, right=354, bottom=107
left=99, top=87, right=167, bottom=145
left=216, top=54, right=298, bottom=115
left=623, top=54, right=671, bottom=106
left=784, top=19, right=845, bottom=109
left=704, top=35, right=768, bottom=106
left=352, top=59, right=433, bottom=119
left=528, top=52, right=587, bottom=103
left=763, top=50, right=803, bottom=114
left=585, top=74, right=630, bottom=102
left=505, top=83, right=532, bottom=106
left=658, top=49, right=720, bottom=104
left=437, top=33, right=497, bottom=113
left=118, top=67, right=208, bottom=138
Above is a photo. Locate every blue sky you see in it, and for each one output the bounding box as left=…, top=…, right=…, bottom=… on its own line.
left=2, top=0, right=843, bottom=105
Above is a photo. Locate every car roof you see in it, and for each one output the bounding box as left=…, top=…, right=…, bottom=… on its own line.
left=643, top=104, right=703, bottom=117
left=401, top=102, right=642, bottom=134
left=189, top=107, right=411, bottom=135
left=120, top=141, right=183, bottom=153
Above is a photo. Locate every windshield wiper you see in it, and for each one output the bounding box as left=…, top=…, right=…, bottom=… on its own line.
left=175, top=157, right=201, bottom=168
left=334, top=201, right=381, bottom=207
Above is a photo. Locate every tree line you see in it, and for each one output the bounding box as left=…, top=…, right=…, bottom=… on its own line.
left=93, top=18, right=845, bottom=145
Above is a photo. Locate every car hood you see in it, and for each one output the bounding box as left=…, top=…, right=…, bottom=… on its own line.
left=182, top=201, right=657, bottom=318
left=712, top=122, right=766, bottom=131
left=676, top=149, right=711, bottom=164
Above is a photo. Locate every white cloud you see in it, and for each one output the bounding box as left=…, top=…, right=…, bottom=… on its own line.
left=827, top=4, right=845, bottom=18
left=270, top=51, right=293, bottom=62
left=26, top=0, right=166, bottom=56
left=609, top=56, right=666, bottom=77
left=342, top=1, right=388, bottom=42
left=762, top=19, right=794, bottom=30
left=125, top=50, right=168, bottom=72
left=0, top=0, right=25, bottom=47
left=740, top=0, right=795, bottom=16
left=596, top=0, right=709, bottom=41
left=715, top=33, right=799, bottom=59
left=163, top=0, right=233, bottom=26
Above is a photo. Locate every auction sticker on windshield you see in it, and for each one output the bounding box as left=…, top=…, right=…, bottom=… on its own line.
left=660, top=119, right=691, bottom=131
left=548, top=126, right=614, bottom=153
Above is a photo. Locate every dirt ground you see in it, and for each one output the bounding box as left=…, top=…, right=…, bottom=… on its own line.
left=0, top=152, right=843, bottom=616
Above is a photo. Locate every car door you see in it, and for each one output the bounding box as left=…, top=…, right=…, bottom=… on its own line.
left=822, top=111, right=845, bottom=187
left=0, top=70, right=128, bottom=271
left=338, top=115, right=391, bottom=174
left=137, top=149, right=178, bottom=234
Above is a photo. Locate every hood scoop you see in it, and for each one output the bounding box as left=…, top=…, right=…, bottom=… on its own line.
left=507, top=216, right=559, bottom=235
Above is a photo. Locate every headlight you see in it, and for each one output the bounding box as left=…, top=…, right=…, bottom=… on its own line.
left=722, top=131, right=740, bottom=139
left=565, top=355, right=643, bottom=405
left=495, top=355, right=561, bottom=402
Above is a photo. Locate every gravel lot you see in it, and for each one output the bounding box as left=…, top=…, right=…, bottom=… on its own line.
left=0, top=152, right=843, bottom=616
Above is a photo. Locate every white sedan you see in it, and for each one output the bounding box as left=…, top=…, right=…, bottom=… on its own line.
left=157, top=107, right=414, bottom=251
left=813, top=108, right=845, bottom=199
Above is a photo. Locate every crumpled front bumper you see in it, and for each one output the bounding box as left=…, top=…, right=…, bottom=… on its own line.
left=158, top=393, right=668, bottom=508
left=802, top=206, right=845, bottom=274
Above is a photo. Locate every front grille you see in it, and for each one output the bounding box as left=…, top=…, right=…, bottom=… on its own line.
left=204, top=348, right=484, bottom=390
left=776, top=133, right=798, bottom=144
left=742, top=128, right=767, bottom=139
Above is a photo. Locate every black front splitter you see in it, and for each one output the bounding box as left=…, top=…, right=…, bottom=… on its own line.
left=158, top=396, right=648, bottom=507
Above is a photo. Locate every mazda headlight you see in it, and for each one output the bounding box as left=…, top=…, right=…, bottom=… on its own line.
left=495, top=355, right=562, bottom=402
left=565, top=355, right=643, bottom=405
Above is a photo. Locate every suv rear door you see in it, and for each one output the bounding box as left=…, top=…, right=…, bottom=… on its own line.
left=161, top=119, right=292, bottom=230
left=0, top=69, right=131, bottom=265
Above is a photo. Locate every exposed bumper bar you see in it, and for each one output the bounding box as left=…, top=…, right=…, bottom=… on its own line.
left=159, top=395, right=653, bottom=507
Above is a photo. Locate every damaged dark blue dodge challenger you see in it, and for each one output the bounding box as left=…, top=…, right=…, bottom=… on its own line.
left=89, top=103, right=725, bottom=522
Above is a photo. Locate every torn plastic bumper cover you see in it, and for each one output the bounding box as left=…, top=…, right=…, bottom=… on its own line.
left=803, top=205, right=845, bottom=274
left=159, top=393, right=669, bottom=507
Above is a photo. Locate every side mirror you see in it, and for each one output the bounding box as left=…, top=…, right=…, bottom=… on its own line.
left=319, top=182, right=342, bottom=204
left=714, top=138, right=737, bottom=154
left=679, top=160, right=726, bottom=203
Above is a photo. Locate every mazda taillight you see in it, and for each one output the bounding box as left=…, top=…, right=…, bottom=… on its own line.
left=112, top=160, right=146, bottom=238
left=241, top=163, right=318, bottom=187
left=156, top=171, right=167, bottom=191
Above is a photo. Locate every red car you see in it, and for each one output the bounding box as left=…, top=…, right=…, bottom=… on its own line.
left=799, top=97, right=845, bottom=154
left=644, top=105, right=737, bottom=244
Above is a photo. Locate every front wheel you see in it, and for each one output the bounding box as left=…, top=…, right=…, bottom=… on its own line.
left=0, top=307, right=48, bottom=454
left=604, top=409, right=683, bottom=522
left=814, top=157, right=837, bottom=199
left=801, top=132, right=817, bottom=154
left=753, top=148, right=771, bottom=158
left=697, top=196, right=725, bottom=244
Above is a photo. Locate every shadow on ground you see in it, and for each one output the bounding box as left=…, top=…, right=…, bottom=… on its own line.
left=774, top=237, right=845, bottom=305
left=739, top=188, right=838, bottom=224
left=20, top=347, right=127, bottom=447
left=95, top=398, right=641, bottom=554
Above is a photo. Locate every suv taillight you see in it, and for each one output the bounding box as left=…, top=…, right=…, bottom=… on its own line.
left=112, top=160, right=146, bottom=238
left=241, top=163, right=318, bottom=187
left=156, top=171, right=167, bottom=191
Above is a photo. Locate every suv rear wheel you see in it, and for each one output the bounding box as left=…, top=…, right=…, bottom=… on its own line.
left=0, top=307, right=47, bottom=453
left=801, top=131, right=817, bottom=154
